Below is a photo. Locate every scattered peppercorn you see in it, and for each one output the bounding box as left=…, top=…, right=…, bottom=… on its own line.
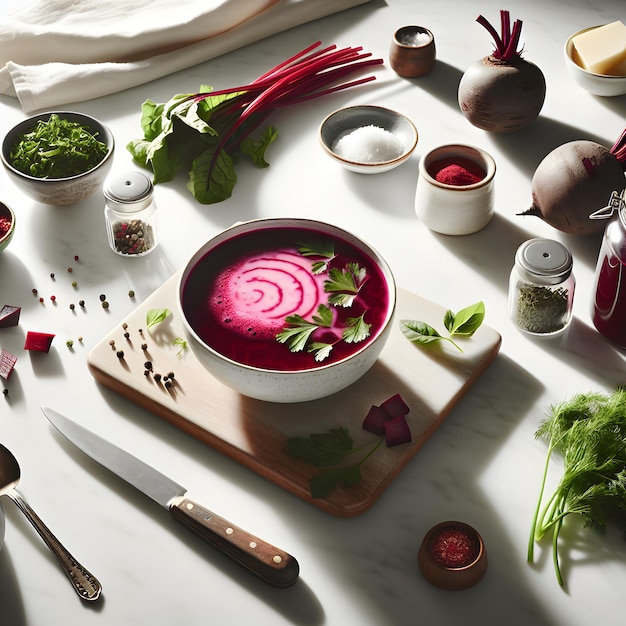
left=79, top=300, right=85, bottom=307
left=69, top=303, right=75, bottom=311
left=2, top=388, right=8, bottom=397
left=165, top=380, right=173, bottom=389
left=67, top=267, right=73, bottom=273
left=78, top=336, right=83, bottom=342
left=50, top=273, right=55, bottom=279
left=109, top=339, right=116, bottom=349
left=144, top=361, right=153, bottom=371
left=74, top=255, right=79, bottom=261
left=122, top=323, right=128, bottom=330
left=99, top=294, right=106, bottom=301
left=32, top=288, right=37, bottom=295
left=141, top=343, right=148, bottom=351
left=128, top=290, right=135, bottom=298
left=167, top=371, right=175, bottom=380
left=39, top=297, right=44, bottom=303
left=50, top=295, right=56, bottom=302
left=71, top=281, right=77, bottom=288
left=153, top=373, right=162, bottom=383
left=144, top=370, right=151, bottom=377
left=116, top=350, right=125, bottom=359
left=124, top=332, right=130, bottom=339
left=66, top=339, right=74, bottom=348
left=102, top=301, right=109, bottom=309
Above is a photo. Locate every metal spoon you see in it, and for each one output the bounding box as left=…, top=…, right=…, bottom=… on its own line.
left=0, top=443, right=102, bottom=601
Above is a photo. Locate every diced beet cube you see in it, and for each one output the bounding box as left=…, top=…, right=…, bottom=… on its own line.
left=362, top=404, right=392, bottom=435
left=380, top=393, right=409, bottom=417
left=24, top=331, right=55, bottom=353
left=0, top=305, right=21, bottom=328
left=0, top=348, right=17, bottom=379
left=383, top=414, right=412, bottom=447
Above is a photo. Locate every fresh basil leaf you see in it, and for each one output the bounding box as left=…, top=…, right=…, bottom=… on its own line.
left=447, top=301, right=485, bottom=337
left=400, top=320, right=443, bottom=345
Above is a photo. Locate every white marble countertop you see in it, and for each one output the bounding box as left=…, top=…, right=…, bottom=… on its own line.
left=0, top=0, right=625, bottom=624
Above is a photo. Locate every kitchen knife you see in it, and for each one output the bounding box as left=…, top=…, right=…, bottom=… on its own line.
left=41, top=406, right=299, bottom=588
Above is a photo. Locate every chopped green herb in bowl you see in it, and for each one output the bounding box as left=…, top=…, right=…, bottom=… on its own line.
left=1, top=111, right=114, bottom=205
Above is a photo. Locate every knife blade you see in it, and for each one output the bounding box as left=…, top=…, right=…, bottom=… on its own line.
left=41, top=406, right=299, bottom=588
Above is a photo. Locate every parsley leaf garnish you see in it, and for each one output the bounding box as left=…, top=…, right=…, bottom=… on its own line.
left=287, top=427, right=383, bottom=498
left=276, top=305, right=332, bottom=353
left=343, top=313, right=371, bottom=343
left=298, top=240, right=336, bottom=274
left=325, top=262, right=367, bottom=307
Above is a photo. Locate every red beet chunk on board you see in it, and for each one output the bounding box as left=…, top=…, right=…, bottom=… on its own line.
left=380, top=393, right=410, bottom=416
left=362, top=405, right=391, bottom=436
left=0, top=305, right=21, bottom=328
left=362, top=393, right=412, bottom=446
left=24, top=331, right=55, bottom=353
left=384, top=414, right=412, bottom=447
left=0, top=348, right=17, bottom=379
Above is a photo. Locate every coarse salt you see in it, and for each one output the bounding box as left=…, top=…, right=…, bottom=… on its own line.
left=332, top=125, right=404, bottom=163
left=398, top=32, right=431, bottom=47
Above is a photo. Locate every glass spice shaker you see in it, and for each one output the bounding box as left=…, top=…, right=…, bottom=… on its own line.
left=590, top=189, right=626, bottom=347
left=508, top=238, right=575, bottom=336
left=104, top=170, right=158, bottom=257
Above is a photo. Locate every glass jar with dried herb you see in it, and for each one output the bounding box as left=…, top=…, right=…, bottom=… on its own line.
left=104, top=170, right=158, bottom=257
left=508, top=238, right=575, bottom=335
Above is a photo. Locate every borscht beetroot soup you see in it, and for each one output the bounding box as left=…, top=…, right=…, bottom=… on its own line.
left=182, top=226, right=391, bottom=371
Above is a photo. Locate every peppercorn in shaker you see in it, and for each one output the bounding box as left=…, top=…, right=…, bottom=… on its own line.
left=508, top=238, right=575, bottom=335
left=104, top=170, right=158, bottom=256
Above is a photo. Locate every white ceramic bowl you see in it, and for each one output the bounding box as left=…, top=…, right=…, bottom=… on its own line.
left=415, top=143, right=496, bottom=235
left=564, top=27, right=626, bottom=97
left=177, top=218, right=396, bottom=403
left=1, top=111, right=115, bottom=205
left=319, top=105, right=418, bottom=174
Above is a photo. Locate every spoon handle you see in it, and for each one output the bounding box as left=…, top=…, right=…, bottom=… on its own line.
left=6, top=489, right=102, bottom=601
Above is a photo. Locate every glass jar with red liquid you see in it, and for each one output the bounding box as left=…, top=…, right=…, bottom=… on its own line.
left=591, top=189, right=626, bottom=347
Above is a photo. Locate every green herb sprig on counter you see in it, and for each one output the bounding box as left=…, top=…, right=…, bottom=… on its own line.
left=10, top=113, right=108, bottom=178
left=400, top=301, right=485, bottom=352
left=528, top=388, right=626, bottom=586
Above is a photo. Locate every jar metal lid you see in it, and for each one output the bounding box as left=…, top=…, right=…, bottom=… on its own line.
left=515, top=238, right=573, bottom=285
left=104, top=171, right=153, bottom=212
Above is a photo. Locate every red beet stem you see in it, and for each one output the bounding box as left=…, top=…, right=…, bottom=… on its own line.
left=477, top=9, right=523, bottom=61
left=610, top=127, right=626, bottom=170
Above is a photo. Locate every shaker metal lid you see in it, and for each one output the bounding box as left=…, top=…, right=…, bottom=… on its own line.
left=515, top=238, right=573, bottom=284
left=104, top=170, right=153, bottom=211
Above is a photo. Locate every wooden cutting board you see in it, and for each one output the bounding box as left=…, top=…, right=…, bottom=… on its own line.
left=87, top=272, right=501, bottom=517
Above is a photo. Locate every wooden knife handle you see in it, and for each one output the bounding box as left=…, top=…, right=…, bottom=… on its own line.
left=170, top=496, right=299, bottom=587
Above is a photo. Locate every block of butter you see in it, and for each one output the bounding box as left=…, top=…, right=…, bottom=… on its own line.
left=571, top=21, right=626, bottom=75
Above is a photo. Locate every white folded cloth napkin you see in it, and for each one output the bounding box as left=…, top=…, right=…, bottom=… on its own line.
left=0, top=0, right=373, bottom=113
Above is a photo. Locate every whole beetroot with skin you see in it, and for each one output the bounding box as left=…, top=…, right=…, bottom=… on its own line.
left=458, top=10, right=546, bottom=133
left=522, top=140, right=626, bottom=235
left=458, top=56, right=546, bottom=133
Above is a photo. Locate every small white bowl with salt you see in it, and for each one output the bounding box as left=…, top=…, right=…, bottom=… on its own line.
left=319, top=105, right=418, bottom=174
